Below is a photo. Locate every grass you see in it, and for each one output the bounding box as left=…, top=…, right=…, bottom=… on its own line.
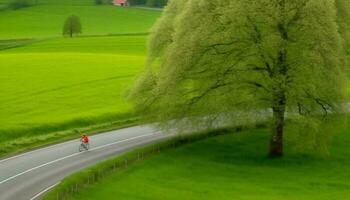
left=0, top=38, right=38, bottom=50
left=1, top=35, right=148, bottom=54
left=0, top=35, right=148, bottom=143
left=0, top=113, right=139, bottom=158
left=0, top=0, right=161, bottom=157
left=0, top=2, right=161, bottom=38
left=43, top=127, right=237, bottom=200
left=69, top=128, right=350, bottom=200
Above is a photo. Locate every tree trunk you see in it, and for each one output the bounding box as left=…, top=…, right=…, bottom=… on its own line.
left=270, top=1, right=288, bottom=157
left=269, top=93, right=286, bottom=157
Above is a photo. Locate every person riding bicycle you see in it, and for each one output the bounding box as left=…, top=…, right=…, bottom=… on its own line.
left=81, top=134, right=89, bottom=144
left=77, top=130, right=90, bottom=152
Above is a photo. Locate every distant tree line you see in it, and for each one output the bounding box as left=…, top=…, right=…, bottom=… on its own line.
left=7, top=0, right=37, bottom=10
left=94, top=0, right=168, bottom=7
left=128, top=0, right=168, bottom=7
left=127, top=0, right=146, bottom=5
left=94, top=0, right=112, bottom=5
left=145, top=0, right=168, bottom=7
left=4, top=0, right=167, bottom=9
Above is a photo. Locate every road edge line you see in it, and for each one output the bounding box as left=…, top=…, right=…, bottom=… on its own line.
left=30, top=182, right=61, bottom=200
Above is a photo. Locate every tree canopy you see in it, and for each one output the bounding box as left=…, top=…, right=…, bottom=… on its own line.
left=130, top=0, right=349, bottom=156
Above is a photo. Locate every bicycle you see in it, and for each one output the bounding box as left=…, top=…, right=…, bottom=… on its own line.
left=79, top=140, right=90, bottom=152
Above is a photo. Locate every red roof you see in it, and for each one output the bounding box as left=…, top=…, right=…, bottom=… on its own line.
left=114, top=0, right=127, bottom=4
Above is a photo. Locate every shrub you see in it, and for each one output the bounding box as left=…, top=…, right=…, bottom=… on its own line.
left=95, top=0, right=103, bottom=5
left=8, top=0, right=32, bottom=10
left=94, top=0, right=112, bottom=5
left=146, top=0, right=167, bottom=7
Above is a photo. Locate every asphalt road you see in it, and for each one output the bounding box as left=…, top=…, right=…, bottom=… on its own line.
left=0, top=125, right=170, bottom=200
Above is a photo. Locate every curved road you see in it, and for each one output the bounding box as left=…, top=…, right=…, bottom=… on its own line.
left=0, top=125, right=170, bottom=200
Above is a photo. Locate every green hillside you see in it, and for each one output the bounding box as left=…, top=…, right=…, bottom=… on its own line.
left=0, top=35, right=147, bottom=142
left=1, top=36, right=147, bottom=54
left=0, top=1, right=161, bottom=154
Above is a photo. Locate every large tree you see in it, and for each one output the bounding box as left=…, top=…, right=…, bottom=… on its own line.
left=130, top=0, right=349, bottom=157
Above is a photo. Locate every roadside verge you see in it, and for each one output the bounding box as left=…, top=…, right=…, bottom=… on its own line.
left=42, top=126, right=245, bottom=200
left=0, top=116, right=139, bottom=159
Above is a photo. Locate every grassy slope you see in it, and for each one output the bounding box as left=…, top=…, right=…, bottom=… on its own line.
left=0, top=0, right=160, bottom=149
left=70, top=129, right=350, bottom=200
left=0, top=2, right=160, bottom=38
left=0, top=35, right=147, bottom=141
left=1, top=36, right=147, bottom=54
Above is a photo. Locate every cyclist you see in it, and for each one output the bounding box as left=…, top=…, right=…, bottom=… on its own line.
left=79, top=133, right=90, bottom=151
left=81, top=134, right=89, bottom=144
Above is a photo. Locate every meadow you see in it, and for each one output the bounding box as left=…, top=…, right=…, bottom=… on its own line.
left=70, top=128, right=350, bottom=200
left=0, top=0, right=161, bottom=154
left=0, top=35, right=148, bottom=141
left=0, top=0, right=160, bottom=38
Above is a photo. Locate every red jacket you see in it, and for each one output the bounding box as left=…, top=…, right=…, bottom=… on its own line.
left=82, top=135, right=89, bottom=143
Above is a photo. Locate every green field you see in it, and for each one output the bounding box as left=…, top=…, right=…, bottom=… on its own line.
left=0, top=35, right=147, bottom=141
left=69, top=128, right=350, bottom=200
left=0, top=1, right=160, bottom=38
left=0, top=1, right=161, bottom=149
